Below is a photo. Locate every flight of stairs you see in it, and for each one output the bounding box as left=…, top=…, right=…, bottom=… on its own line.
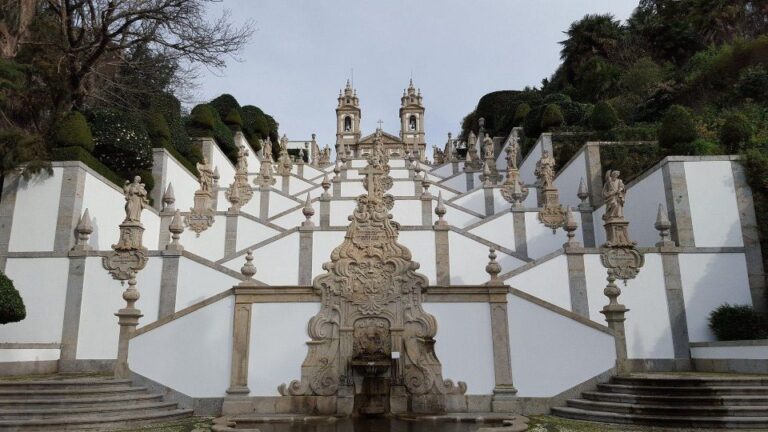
left=0, top=374, right=193, bottom=431
left=552, top=373, right=768, bottom=429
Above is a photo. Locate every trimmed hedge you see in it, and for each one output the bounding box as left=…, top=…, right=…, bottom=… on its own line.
left=0, top=270, right=25, bottom=324
left=187, top=103, right=238, bottom=163
left=541, top=104, right=565, bottom=131
left=52, top=112, right=94, bottom=152
left=600, top=142, right=662, bottom=183
left=658, top=105, right=697, bottom=153
left=708, top=304, right=767, bottom=341
left=146, top=112, right=172, bottom=148
left=591, top=101, right=619, bottom=130
left=513, top=103, right=531, bottom=127
left=189, top=104, right=216, bottom=129
left=224, top=108, right=243, bottom=128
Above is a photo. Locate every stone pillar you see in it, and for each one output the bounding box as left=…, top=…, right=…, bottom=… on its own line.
left=489, top=293, right=517, bottom=411
left=451, top=161, right=459, bottom=175
left=320, top=197, right=330, bottom=228
left=483, top=187, right=495, bottom=216
left=465, top=172, right=475, bottom=191
left=54, top=165, right=87, bottom=252
left=579, top=210, right=596, bottom=248
left=296, top=162, right=304, bottom=178
left=114, top=274, right=143, bottom=379
left=421, top=197, right=432, bottom=226
left=298, top=226, right=313, bottom=285
left=227, top=299, right=252, bottom=395
left=584, top=143, right=603, bottom=207
left=224, top=210, right=239, bottom=256
left=660, top=248, right=692, bottom=368
left=511, top=209, right=528, bottom=257
left=601, top=273, right=629, bottom=375
left=158, top=251, right=181, bottom=319
left=281, top=175, right=290, bottom=194
left=662, top=161, right=695, bottom=247
left=332, top=179, right=341, bottom=198
left=0, top=174, right=19, bottom=271
left=259, top=188, right=270, bottom=221
left=731, top=161, right=767, bottom=315
left=434, top=227, right=450, bottom=286
left=59, top=252, right=87, bottom=369
left=565, top=247, right=590, bottom=318
left=150, top=149, right=168, bottom=212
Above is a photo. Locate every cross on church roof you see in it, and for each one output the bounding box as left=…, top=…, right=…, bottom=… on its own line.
left=377, top=119, right=383, bottom=129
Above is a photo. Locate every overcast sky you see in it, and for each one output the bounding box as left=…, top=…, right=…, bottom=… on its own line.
left=196, top=0, right=639, bottom=149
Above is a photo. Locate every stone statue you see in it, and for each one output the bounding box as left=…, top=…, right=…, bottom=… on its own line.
left=483, top=134, right=494, bottom=159
left=123, top=176, right=148, bottom=223
left=263, top=137, right=273, bottom=161
left=196, top=158, right=215, bottom=194
left=236, top=144, right=248, bottom=172
left=602, top=170, right=626, bottom=220
left=534, top=150, right=556, bottom=189
left=507, top=137, right=518, bottom=170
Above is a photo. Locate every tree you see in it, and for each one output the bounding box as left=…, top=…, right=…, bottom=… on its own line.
left=720, top=113, right=753, bottom=153
left=0, top=0, right=38, bottom=58
left=540, top=104, right=564, bottom=131
left=658, top=105, right=697, bottom=152
left=513, top=103, right=531, bottom=127
left=591, top=101, right=619, bottom=130
left=52, top=111, right=93, bottom=151
left=560, top=14, right=624, bottom=82
left=0, top=270, right=25, bottom=324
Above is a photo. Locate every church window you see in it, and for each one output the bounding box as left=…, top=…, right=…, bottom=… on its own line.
left=409, top=115, right=417, bottom=131
left=344, top=116, right=352, bottom=132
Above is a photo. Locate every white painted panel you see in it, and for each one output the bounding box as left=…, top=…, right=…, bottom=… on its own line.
left=210, top=143, right=236, bottom=187
left=224, top=233, right=300, bottom=285
left=425, top=303, right=495, bottom=394
left=239, top=191, right=261, bottom=218
left=685, top=161, right=742, bottom=247
left=301, top=165, right=324, bottom=179
left=312, top=231, right=345, bottom=279
left=525, top=212, right=582, bottom=259
left=506, top=255, right=571, bottom=311
left=399, top=231, right=436, bottom=284
left=341, top=182, right=365, bottom=197
left=389, top=181, right=415, bottom=197
left=441, top=174, right=468, bottom=193
left=448, top=232, right=525, bottom=285
left=519, top=139, right=543, bottom=184
left=9, top=169, right=63, bottom=252
left=135, top=257, right=162, bottom=325
left=691, top=345, right=768, bottom=360
left=163, top=156, right=199, bottom=212
left=391, top=200, right=422, bottom=226
left=492, top=189, right=509, bottom=214
left=431, top=163, right=455, bottom=178
left=585, top=253, right=675, bottom=359
left=248, top=303, right=321, bottom=395
left=444, top=205, right=481, bottom=228
left=180, top=215, right=226, bottom=261
left=236, top=217, right=281, bottom=250
left=452, top=189, right=486, bottom=215
left=389, top=169, right=410, bottom=179
left=555, top=151, right=587, bottom=208
left=468, top=213, right=516, bottom=252
left=130, top=296, right=233, bottom=397
left=81, top=172, right=125, bottom=251
left=142, top=211, right=160, bottom=251
left=509, top=293, right=615, bottom=397
left=287, top=176, right=315, bottom=195
left=330, top=200, right=357, bottom=226
left=268, top=193, right=300, bottom=218
left=176, top=257, right=239, bottom=311
left=0, top=349, right=60, bottom=362
left=350, top=159, right=367, bottom=168
left=679, top=253, right=752, bottom=342
left=78, top=257, right=162, bottom=359
left=0, top=258, right=68, bottom=343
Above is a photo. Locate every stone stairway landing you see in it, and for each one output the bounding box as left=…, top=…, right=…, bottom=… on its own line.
left=0, top=373, right=193, bottom=431
left=552, top=373, right=768, bottom=429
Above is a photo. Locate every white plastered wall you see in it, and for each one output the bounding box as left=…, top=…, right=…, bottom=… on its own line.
left=451, top=189, right=486, bottom=215
left=506, top=255, right=570, bottom=311
left=525, top=212, right=582, bottom=259
left=679, top=253, right=752, bottom=342
left=162, top=156, right=199, bottom=212
left=330, top=200, right=358, bottom=226
left=312, top=231, right=346, bottom=279
left=508, top=293, right=615, bottom=397
left=268, top=193, right=301, bottom=218
left=424, top=303, right=495, bottom=394
left=468, top=213, right=515, bottom=251
left=130, top=296, right=233, bottom=397
left=247, top=303, right=321, bottom=395
left=684, top=161, right=742, bottom=247
left=391, top=200, right=422, bottom=226
left=180, top=215, right=226, bottom=261
left=236, top=217, right=281, bottom=250
left=554, top=151, right=587, bottom=208
left=441, top=173, right=468, bottom=193
left=8, top=168, right=63, bottom=252
left=210, top=143, right=236, bottom=187
left=448, top=232, right=525, bottom=284
left=584, top=253, right=675, bottom=359
left=398, top=231, right=436, bottom=284
left=224, top=233, right=300, bottom=285
left=175, top=257, right=239, bottom=311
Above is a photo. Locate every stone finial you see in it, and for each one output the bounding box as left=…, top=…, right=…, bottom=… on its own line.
left=167, top=209, right=184, bottom=251
left=241, top=250, right=256, bottom=279
left=511, top=178, right=525, bottom=208
left=478, top=117, right=485, bottom=129
left=301, top=193, right=315, bottom=227
left=333, top=161, right=342, bottom=180
left=577, top=177, right=589, bottom=207
left=298, top=148, right=305, bottom=164
left=213, top=166, right=220, bottom=184
left=485, top=247, right=503, bottom=286
left=73, top=208, right=93, bottom=251
left=162, top=183, right=175, bottom=211
left=434, top=192, right=448, bottom=227
left=564, top=207, right=580, bottom=248
left=655, top=204, right=674, bottom=247
left=482, top=161, right=493, bottom=187
left=421, top=176, right=431, bottom=199
left=413, top=161, right=422, bottom=178
left=321, top=174, right=331, bottom=198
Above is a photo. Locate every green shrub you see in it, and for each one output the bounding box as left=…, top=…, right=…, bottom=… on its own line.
left=540, top=104, right=564, bottom=131
left=591, top=101, right=619, bottom=130
left=543, top=93, right=571, bottom=104
left=0, top=271, right=25, bottom=324
left=224, top=108, right=243, bottom=128
left=658, top=105, right=697, bottom=153
left=145, top=112, right=172, bottom=148
left=708, top=304, right=767, bottom=341
left=51, top=146, right=123, bottom=188
left=87, top=108, right=153, bottom=177
left=52, top=112, right=94, bottom=152
left=186, top=103, right=237, bottom=163
left=720, top=114, right=754, bottom=154
left=189, top=104, right=216, bottom=130
left=738, top=66, right=768, bottom=100
left=560, top=100, right=590, bottom=125
left=513, top=103, right=531, bottom=127
left=209, top=94, right=241, bottom=120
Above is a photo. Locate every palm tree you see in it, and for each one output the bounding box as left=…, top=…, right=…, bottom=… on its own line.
left=560, top=14, right=624, bottom=82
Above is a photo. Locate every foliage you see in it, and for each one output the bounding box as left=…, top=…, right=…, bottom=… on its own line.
left=513, top=103, right=531, bottom=127
left=708, top=304, right=767, bottom=341
left=658, top=105, right=697, bottom=152
left=241, top=105, right=271, bottom=150
left=738, top=66, right=768, bottom=100
left=0, top=129, right=50, bottom=178
left=51, top=142, right=128, bottom=189
left=720, top=113, right=754, bottom=153
left=52, top=112, right=94, bottom=151
left=189, top=104, right=217, bottom=130
left=599, top=142, right=663, bottom=183
left=465, top=90, right=542, bottom=140
left=224, top=109, right=243, bottom=128
left=540, top=104, right=564, bottom=131
left=146, top=113, right=172, bottom=148
left=591, top=101, right=619, bottom=130
left=0, top=271, right=25, bottom=324
left=210, top=94, right=241, bottom=120
left=186, top=103, right=237, bottom=162
left=560, top=14, right=625, bottom=82
left=87, top=108, right=153, bottom=181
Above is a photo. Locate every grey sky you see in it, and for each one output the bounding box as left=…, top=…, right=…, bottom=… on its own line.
left=197, top=0, right=639, bottom=149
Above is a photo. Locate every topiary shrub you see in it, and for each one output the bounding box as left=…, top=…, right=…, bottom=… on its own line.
left=209, top=94, right=241, bottom=121
left=591, top=101, right=619, bottom=131
left=52, top=111, right=94, bottom=152
left=658, top=105, right=697, bottom=153
left=540, top=104, right=564, bottom=131
left=709, top=304, right=767, bottom=341
left=88, top=108, right=153, bottom=180
left=224, top=108, right=243, bottom=129
left=0, top=270, right=26, bottom=324
left=513, top=103, right=531, bottom=127
left=720, top=113, right=754, bottom=154
left=145, top=112, right=172, bottom=149
left=189, top=104, right=217, bottom=130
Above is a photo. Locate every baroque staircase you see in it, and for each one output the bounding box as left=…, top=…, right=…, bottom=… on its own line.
left=552, top=373, right=768, bottom=429
left=0, top=374, right=193, bottom=431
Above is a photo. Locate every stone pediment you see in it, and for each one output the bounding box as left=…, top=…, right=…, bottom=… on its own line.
left=358, top=130, right=402, bottom=145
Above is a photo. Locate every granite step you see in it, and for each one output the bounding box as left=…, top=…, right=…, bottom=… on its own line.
left=0, top=408, right=194, bottom=431
left=582, top=391, right=768, bottom=406
left=0, top=386, right=145, bottom=400
left=551, top=406, right=768, bottom=429
left=0, top=392, right=163, bottom=408
left=0, top=401, right=178, bottom=419
left=612, top=376, right=768, bottom=387
left=0, top=378, right=131, bottom=391
left=597, top=383, right=768, bottom=396
left=567, top=398, right=768, bottom=417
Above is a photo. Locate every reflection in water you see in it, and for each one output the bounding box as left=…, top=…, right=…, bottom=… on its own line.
left=249, top=418, right=498, bottom=432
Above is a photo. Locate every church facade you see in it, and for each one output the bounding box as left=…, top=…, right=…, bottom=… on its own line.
left=336, top=80, right=427, bottom=161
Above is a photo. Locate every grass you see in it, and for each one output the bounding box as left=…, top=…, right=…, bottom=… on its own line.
left=116, top=417, right=213, bottom=432
left=528, top=415, right=768, bottom=432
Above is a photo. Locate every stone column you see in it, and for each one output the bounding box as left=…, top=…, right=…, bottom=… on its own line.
left=511, top=208, right=528, bottom=258
left=465, top=172, right=475, bottom=191
left=150, top=149, right=168, bottom=212
left=0, top=174, right=19, bottom=271
left=601, top=272, right=629, bottom=375
left=54, top=165, right=87, bottom=252
left=483, top=186, right=495, bottom=216
left=298, top=226, right=314, bottom=285
left=227, top=251, right=257, bottom=395
left=577, top=178, right=596, bottom=247
left=259, top=188, right=270, bottom=221
left=281, top=175, right=290, bottom=194
left=224, top=209, right=239, bottom=257
left=584, top=143, right=603, bottom=207
left=565, top=247, right=590, bottom=318
left=421, top=197, right=432, bottom=226
left=662, top=161, right=695, bottom=247
left=434, top=194, right=450, bottom=285
left=114, top=274, right=143, bottom=379
left=485, top=249, right=517, bottom=411
left=59, top=251, right=87, bottom=370
left=320, top=198, right=330, bottom=228
left=451, top=161, right=459, bottom=175
left=158, top=251, right=181, bottom=319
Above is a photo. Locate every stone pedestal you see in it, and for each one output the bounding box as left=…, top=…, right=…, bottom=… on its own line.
left=600, top=274, right=629, bottom=375
left=114, top=306, right=142, bottom=379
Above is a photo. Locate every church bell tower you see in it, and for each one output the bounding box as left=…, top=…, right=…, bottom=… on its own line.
left=336, top=80, right=361, bottom=156
left=399, top=79, right=426, bottom=160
